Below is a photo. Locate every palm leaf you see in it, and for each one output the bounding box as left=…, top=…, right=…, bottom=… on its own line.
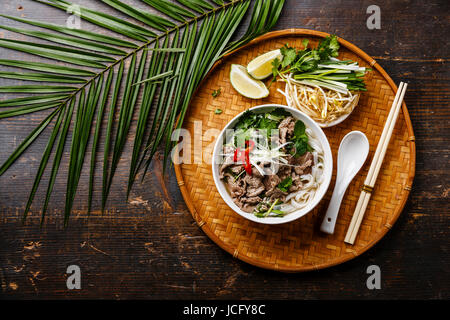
left=142, top=0, right=195, bottom=21
left=0, top=39, right=111, bottom=68
left=37, top=0, right=155, bottom=40
left=0, top=71, right=87, bottom=83
left=87, top=70, right=114, bottom=214
left=0, top=24, right=127, bottom=55
left=127, top=38, right=168, bottom=195
left=176, top=0, right=213, bottom=13
left=141, top=30, right=182, bottom=176
left=0, top=85, right=78, bottom=94
left=40, top=98, right=76, bottom=224
left=101, top=61, right=125, bottom=212
left=162, top=23, right=199, bottom=170
left=64, top=79, right=103, bottom=225
left=0, top=14, right=137, bottom=48
left=0, top=102, right=62, bottom=119
left=0, top=0, right=285, bottom=224
left=64, top=90, right=86, bottom=225
left=104, top=49, right=149, bottom=206
left=0, top=59, right=95, bottom=76
left=0, top=107, right=61, bottom=176
left=132, top=70, right=174, bottom=86
left=101, top=0, right=174, bottom=31
left=0, top=94, right=69, bottom=107
left=23, top=106, right=66, bottom=221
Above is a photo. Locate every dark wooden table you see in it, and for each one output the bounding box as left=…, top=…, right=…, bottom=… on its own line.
left=0, top=0, right=448, bottom=299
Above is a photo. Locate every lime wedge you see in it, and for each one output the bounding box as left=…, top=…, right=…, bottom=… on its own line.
left=230, top=64, right=269, bottom=99
left=247, top=49, right=282, bottom=80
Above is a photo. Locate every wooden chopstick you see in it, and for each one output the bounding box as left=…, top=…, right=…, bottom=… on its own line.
left=344, top=82, right=408, bottom=245
left=344, top=82, right=405, bottom=239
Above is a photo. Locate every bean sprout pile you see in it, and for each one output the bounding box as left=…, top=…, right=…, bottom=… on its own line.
left=277, top=73, right=360, bottom=125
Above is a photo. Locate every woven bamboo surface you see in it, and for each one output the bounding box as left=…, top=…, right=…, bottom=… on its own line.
left=174, top=29, right=416, bottom=272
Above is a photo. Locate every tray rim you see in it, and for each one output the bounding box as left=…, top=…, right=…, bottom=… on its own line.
left=174, top=28, right=416, bottom=272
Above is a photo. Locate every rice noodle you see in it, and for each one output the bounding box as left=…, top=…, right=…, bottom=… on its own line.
left=281, top=128, right=324, bottom=213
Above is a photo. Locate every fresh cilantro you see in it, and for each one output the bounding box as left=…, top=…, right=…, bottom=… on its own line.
left=280, top=44, right=297, bottom=68
left=293, top=120, right=306, bottom=138
left=235, top=110, right=258, bottom=130
left=291, top=120, right=309, bottom=156
left=233, top=110, right=310, bottom=152
left=266, top=108, right=291, bottom=122
left=317, top=34, right=339, bottom=59
left=212, top=88, right=221, bottom=97
left=234, top=111, right=263, bottom=147
left=277, top=177, right=293, bottom=192
left=294, top=139, right=308, bottom=156
left=272, top=57, right=281, bottom=78
left=272, top=35, right=342, bottom=77
left=257, top=116, right=278, bottom=132
left=272, top=44, right=297, bottom=79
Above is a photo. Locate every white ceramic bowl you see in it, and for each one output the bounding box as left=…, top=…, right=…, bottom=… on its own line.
left=212, top=104, right=333, bottom=225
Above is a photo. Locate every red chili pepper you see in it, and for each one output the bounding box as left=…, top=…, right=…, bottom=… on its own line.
left=245, top=140, right=255, bottom=152
left=234, top=140, right=255, bottom=175
left=249, top=140, right=255, bottom=150
left=244, top=148, right=252, bottom=175
left=244, top=140, right=253, bottom=175
left=234, top=148, right=244, bottom=163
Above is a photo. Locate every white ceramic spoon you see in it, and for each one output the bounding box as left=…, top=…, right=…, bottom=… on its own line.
left=320, top=131, right=369, bottom=234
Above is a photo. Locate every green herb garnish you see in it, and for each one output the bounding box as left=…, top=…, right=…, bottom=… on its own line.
left=293, top=119, right=306, bottom=138
left=233, top=109, right=293, bottom=147
left=235, top=110, right=259, bottom=130
left=265, top=198, right=279, bottom=216
left=214, top=108, right=223, bottom=114
left=266, top=108, right=291, bottom=121
left=270, top=209, right=285, bottom=216
left=212, top=88, right=221, bottom=97
left=291, top=120, right=309, bottom=156
left=277, top=177, right=293, bottom=192
left=233, top=169, right=246, bottom=181
left=257, top=116, right=278, bottom=136
left=294, top=139, right=308, bottom=156
left=272, top=35, right=368, bottom=92
left=254, top=198, right=285, bottom=218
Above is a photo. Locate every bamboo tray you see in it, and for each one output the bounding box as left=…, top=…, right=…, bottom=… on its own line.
left=174, top=29, right=415, bottom=272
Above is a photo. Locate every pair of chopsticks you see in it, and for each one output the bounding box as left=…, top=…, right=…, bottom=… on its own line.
left=344, top=82, right=408, bottom=245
